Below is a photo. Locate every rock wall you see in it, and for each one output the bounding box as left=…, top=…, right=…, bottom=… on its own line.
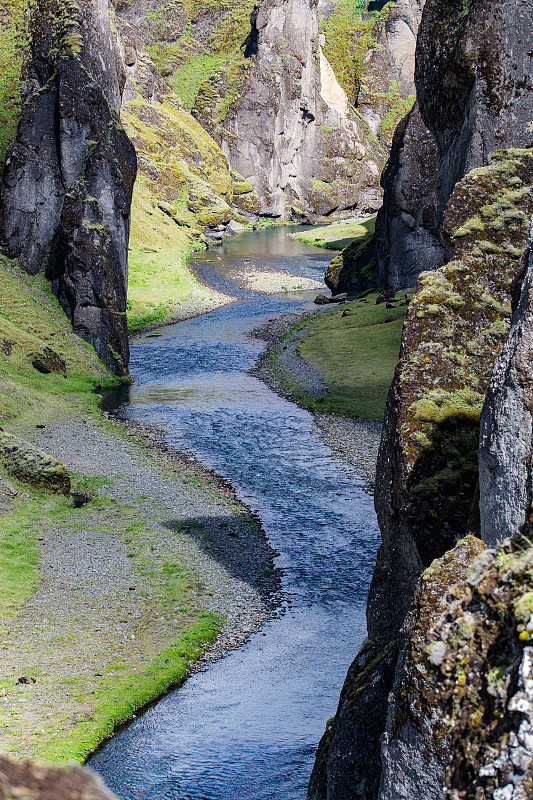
left=478, top=232, right=533, bottom=547
left=0, top=0, right=137, bottom=375
left=374, top=101, right=441, bottom=292
left=310, top=148, right=533, bottom=799
left=354, top=0, right=421, bottom=145
left=218, top=0, right=386, bottom=221
left=376, top=0, right=533, bottom=292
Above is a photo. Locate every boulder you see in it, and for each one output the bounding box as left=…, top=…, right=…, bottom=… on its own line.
left=0, top=428, right=70, bottom=495
left=0, top=755, right=117, bottom=800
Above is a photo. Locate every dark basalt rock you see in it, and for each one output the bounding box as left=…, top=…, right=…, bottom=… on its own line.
left=0, top=0, right=137, bottom=375
left=375, top=101, right=442, bottom=292
left=376, top=0, right=533, bottom=293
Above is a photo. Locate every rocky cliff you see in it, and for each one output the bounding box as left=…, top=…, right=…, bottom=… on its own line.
left=217, top=0, right=386, bottom=220
left=309, top=147, right=533, bottom=799
left=309, top=0, right=533, bottom=784
left=0, top=0, right=137, bottom=375
left=357, top=0, right=533, bottom=295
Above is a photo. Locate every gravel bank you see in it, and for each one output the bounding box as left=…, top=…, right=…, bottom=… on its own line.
left=0, top=406, right=280, bottom=760
left=250, top=312, right=382, bottom=488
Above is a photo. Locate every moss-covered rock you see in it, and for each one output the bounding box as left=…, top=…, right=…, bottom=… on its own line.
left=373, top=148, right=533, bottom=640
left=325, top=217, right=377, bottom=294
left=0, top=428, right=70, bottom=494
left=385, top=536, right=533, bottom=799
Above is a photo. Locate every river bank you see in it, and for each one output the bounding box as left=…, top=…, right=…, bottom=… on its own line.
left=0, top=404, right=279, bottom=763
left=250, top=312, right=382, bottom=488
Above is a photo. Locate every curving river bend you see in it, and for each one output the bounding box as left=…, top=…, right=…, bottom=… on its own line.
left=90, top=227, right=380, bottom=800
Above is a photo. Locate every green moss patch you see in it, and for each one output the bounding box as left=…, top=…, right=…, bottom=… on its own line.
left=294, top=217, right=376, bottom=251
left=0, top=0, right=27, bottom=174
left=273, top=293, right=408, bottom=421
left=0, top=254, right=119, bottom=425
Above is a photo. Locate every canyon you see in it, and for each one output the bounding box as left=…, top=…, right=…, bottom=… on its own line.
left=1, top=0, right=533, bottom=799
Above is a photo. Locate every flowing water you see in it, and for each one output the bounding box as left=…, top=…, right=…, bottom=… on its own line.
left=90, top=227, right=380, bottom=800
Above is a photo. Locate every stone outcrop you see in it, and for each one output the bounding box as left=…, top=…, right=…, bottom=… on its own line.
left=0, top=428, right=70, bottom=494
left=354, top=0, right=421, bottom=145
left=380, top=535, right=533, bottom=800
left=0, top=0, right=137, bottom=375
left=478, top=227, right=533, bottom=547
left=374, top=0, right=533, bottom=293
left=374, top=101, right=441, bottom=292
left=217, top=0, right=386, bottom=221
left=310, top=148, right=533, bottom=799
left=0, top=755, right=117, bottom=800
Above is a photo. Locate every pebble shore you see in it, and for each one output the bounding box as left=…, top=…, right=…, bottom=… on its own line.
left=250, top=311, right=383, bottom=488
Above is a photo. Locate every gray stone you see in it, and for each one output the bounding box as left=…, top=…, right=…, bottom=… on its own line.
left=479, top=227, right=533, bottom=546
left=0, top=428, right=70, bottom=495
left=0, top=0, right=137, bottom=375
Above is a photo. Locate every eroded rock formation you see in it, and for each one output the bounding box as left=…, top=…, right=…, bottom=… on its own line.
left=375, top=0, right=533, bottom=292
left=218, top=0, right=386, bottom=221
left=0, top=0, right=137, bottom=375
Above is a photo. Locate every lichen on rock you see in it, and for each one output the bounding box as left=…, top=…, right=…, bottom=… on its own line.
left=0, top=428, right=70, bottom=494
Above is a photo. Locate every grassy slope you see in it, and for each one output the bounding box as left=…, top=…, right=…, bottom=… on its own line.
left=273, top=294, right=409, bottom=421
left=295, top=217, right=376, bottom=251
left=0, top=0, right=25, bottom=175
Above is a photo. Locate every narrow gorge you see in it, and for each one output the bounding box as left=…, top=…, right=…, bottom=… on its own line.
left=0, top=1, right=533, bottom=799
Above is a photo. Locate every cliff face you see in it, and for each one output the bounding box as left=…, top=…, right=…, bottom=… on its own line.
left=309, top=149, right=533, bottom=800
left=478, top=234, right=533, bottom=547
left=218, top=0, right=385, bottom=221
left=0, top=0, right=137, bottom=375
left=375, top=0, right=533, bottom=292
left=374, top=101, right=441, bottom=292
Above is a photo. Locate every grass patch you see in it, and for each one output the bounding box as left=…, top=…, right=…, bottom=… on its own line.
left=0, top=0, right=26, bottom=175
left=294, top=217, right=376, bottom=251
left=173, top=54, right=227, bottom=111
left=275, top=293, right=409, bottom=421
left=0, top=254, right=121, bottom=425
left=0, top=463, right=228, bottom=762
left=0, top=498, right=40, bottom=620
left=40, top=613, right=221, bottom=763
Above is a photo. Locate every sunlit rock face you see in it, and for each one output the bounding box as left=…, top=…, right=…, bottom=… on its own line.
left=377, top=0, right=533, bottom=292
left=0, top=0, right=137, bottom=375
left=218, top=0, right=386, bottom=222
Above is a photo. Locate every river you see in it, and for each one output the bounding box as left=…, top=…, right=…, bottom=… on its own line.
left=90, top=227, right=380, bottom=800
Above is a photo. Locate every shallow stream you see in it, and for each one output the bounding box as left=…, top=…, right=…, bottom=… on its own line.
left=90, top=227, right=379, bottom=800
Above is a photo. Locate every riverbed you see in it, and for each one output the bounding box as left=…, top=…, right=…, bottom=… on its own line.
left=90, top=227, right=380, bottom=799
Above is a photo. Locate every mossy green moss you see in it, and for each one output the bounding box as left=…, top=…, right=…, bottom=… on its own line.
left=0, top=0, right=27, bottom=174
left=0, top=254, right=119, bottom=425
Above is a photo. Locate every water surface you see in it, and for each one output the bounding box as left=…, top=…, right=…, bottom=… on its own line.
left=91, top=228, right=379, bottom=800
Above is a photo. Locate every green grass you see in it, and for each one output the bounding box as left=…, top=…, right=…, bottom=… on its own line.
left=0, top=254, right=122, bottom=425
left=0, top=463, right=228, bottom=762
left=40, top=613, right=221, bottom=763
left=295, top=217, right=376, bottom=251
left=0, top=0, right=26, bottom=175
left=275, top=293, right=409, bottom=421
left=173, top=54, right=228, bottom=111
left=0, top=499, right=40, bottom=620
